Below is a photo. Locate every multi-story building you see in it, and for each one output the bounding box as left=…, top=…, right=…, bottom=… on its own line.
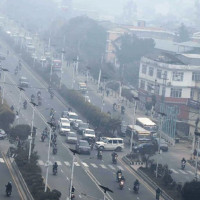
left=138, top=50, right=200, bottom=136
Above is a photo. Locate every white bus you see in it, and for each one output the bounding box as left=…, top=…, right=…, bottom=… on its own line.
left=136, top=117, right=157, bottom=134
left=126, top=125, right=152, bottom=143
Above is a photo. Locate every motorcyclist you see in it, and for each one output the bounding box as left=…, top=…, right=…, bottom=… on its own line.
left=116, top=170, right=122, bottom=182
left=5, top=181, right=12, bottom=195
left=181, top=157, right=186, bottom=169
left=53, top=162, right=58, bottom=172
left=97, top=148, right=102, bottom=159
left=71, top=186, right=75, bottom=199
left=112, top=151, right=118, bottom=163
left=133, top=179, right=140, bottom=192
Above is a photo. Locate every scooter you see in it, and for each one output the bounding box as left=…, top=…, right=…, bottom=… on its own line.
left=5, top=186, right=11, bottom=197
left=71, top=193, right=75, bottom=199
left=53, top=168, right=57, bottom=175
left=119, top=180, right=124, bottom=190
left=112, top=155, right=117, bottom=164
left=53, top=147, right=57, bottom=155
left=181, top=162, right=186, bottom=170
left=117, top=173, right=122, bottom=182
left=133, top=184, right=139, bottom=194
left=97, top=151, right=102, bottom=160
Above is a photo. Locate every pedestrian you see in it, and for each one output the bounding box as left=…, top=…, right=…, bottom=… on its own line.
left=156, top=187, right=162, bottom=200
left=193, top=149, right=197, bottom=159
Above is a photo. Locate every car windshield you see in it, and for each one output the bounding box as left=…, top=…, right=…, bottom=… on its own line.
left=69, top=115, right=78, bottom=120
left=61, top=119, right=69, bottom=123
left=79, top=141, right=89, bottom=147
left=62, top=125, right=70, bottom=129
left=86, top=130, right=95, bottom=135
left=68, top=133, right=76, bottom=137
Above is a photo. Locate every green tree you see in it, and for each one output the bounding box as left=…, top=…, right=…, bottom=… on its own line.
left=182, top=181, right=200, bottom=200
left=177, top=23, right=190, bottom=42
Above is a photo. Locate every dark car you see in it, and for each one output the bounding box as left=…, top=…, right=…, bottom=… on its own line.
left=133, top=143, right=156, bottom=154
left=76, top=140, right=91, bottom=155
left=153, top=138, right=168, bottom=152
left=77, top=122, right=89, bottom=135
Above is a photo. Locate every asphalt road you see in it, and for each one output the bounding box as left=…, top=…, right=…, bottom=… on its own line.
left=0, top=35, right=159, bottom=200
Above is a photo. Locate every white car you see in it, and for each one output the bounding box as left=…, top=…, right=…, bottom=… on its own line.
left=66, top=112, right=79, bottom=123
left=66, top=132, right=78, bottom=144
left=0, top=129, right=6, bottom=140
left=58, top=118, right=70, bottom=127
left=82, top=128, right=95, bottom=139
left=58, top=118, right=70, bottom=135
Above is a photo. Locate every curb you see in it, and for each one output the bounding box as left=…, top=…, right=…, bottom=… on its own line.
left=122, top=156, right=174, bottom=200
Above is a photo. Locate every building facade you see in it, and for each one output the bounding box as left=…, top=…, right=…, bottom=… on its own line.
left=138, top=51, right=200, bottom=136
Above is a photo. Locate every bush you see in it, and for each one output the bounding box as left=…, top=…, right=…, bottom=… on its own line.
left=182, top=181, right=200, bottom=200
left=9, top=124, right=31, bottom=140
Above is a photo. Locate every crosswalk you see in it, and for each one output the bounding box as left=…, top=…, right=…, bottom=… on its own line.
left=170, top=168, right=198, bottom=176
left=37, top=159, right=124, bottom=171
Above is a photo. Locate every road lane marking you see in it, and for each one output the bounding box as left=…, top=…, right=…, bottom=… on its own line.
left=74, top=162, right=80, bottom=167
left=64, top=161, right=71, bottom=167
left=56, top=161, right=62, bottom=165
left=38, top=160, right=44, bottom=165
left=100, top=164, right=107, bottom=169
left=187, top=170, right=194, bottom=175
left=90, top=163, right=98, bottom=168
left=0, top=158, right=5, bottom=163
left=179, top=170, right=187, bottom=174
left=170, top=169, right=179, bottom=174
left=117, top=165, right=124, bottom=171
left=108, top=165, right=115, bottom=170
left=82, top=162, right=89, bottom=167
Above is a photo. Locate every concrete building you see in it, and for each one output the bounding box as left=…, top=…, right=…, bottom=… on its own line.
left=138, top=50, right=200, bottom=136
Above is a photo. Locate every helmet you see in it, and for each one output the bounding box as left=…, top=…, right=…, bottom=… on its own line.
left=118, top=169, right=122, bottom=173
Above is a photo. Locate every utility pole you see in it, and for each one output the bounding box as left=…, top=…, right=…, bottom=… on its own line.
left=98, top=55, right=103, bottom=91
left=60, top=48, right=65, bottom=89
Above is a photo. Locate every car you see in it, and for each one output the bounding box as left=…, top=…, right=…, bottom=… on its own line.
left=82, top=128, right=95, bottom=140
left=58, top=118, right=70, bottom=127
left=59, top=122, right=71, bottom=136
left=66, top=132, right=78, bottom=144
left=133, top=143, right=156, bottom=154
left=76, top=140, right=91, bottom=154
left=77, top=122, right=89, bottom=135
left=0, top=129, right=6, bottom=140
left=153, top=138, right=169, bottom=152
left=66, top=112, right=79, bottom=123
left=19, top=76, right=29, bottom=88
left=95, top=137, right=124, bottom=151
left=71, top=119, right=83, bottom=130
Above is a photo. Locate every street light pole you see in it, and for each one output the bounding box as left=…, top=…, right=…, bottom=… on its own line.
left=156, top=112, right=166, bottom=178
left=130, top=96, right=139, bottom=153
left=28, top=103, right=37, bottom=160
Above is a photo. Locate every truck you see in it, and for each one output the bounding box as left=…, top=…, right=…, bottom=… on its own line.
left=51, top=59, right=62, bottom=71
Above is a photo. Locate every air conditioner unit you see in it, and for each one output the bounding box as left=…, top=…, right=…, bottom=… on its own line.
left=167, top=82, right=171, bottom=86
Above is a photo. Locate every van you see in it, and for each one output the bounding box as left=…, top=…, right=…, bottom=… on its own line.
left=95, top=137, right=124, bottom=151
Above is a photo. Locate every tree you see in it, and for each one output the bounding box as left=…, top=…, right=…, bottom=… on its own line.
left=177, top=23, right=190, bottom=43
left=182, top=181, right=200, bottom=200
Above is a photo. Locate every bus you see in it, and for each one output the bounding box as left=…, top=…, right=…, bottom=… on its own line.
left=52, top=59, right=62, bottom=71
left=126, top=125, right=152, bottom=143
left=78, top=82, right=87, bottom=94
left=136, top=117, right=157, bottom=134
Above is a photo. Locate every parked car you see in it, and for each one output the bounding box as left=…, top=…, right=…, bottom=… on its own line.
left=76, top=140, right=91, bottom=155
left=153, top=138, right=169, bottom=152
left=0, top=129, right=6, bottom=140
left=133, top=143, right=156, bottom=154
left=77, top=122, right=89, bottom=135
left=66, top=132, right=78, bottom=144
left=82, top=128, right=95, bottom=140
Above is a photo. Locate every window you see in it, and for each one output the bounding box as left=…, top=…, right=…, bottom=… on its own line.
left=140, top=80, right=145, bottom=89
left=163, top=71, right=168, bottom=79
left=192, top=72, right=200, bottom=81
left=157, top=69, right=162, bottom=79
left=142, top=64, right=147, bottom=74
left=170, top=88, right=182, bottom=98
left=172, top=72, right=184, bottom=81
left=113, top=140, right=117, bottom=144
left=147, top=82, right=154, bottom=92
left=118, top=140, right=122, bottom=144
left=148, top=67, right=154, bottom=76
left=108, top=140, right=112, bottom=144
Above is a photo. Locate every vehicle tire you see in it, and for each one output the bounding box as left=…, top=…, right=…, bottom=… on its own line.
left=116, top=147, right=122, bottom=152
left=99, top=146, right=104, bottom=150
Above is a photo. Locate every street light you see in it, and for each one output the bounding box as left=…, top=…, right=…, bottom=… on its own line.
left=1, top=68, right=9, bottom=104
left=44, top=121, right=54, bottom=192
left=68, top=148, right=79, bottom=200
left=156, top=111, right=167, bottom=178
left=130, top=96, right=139, bottom=153
left=99, top=185, right=113, bottom=200
left=28, top=102, right=38, bottom=161
left=17, top=87, right=25, bottom=124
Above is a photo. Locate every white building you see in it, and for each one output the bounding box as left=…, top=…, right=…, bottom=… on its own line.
left=138, top=51, right=200, bottom=135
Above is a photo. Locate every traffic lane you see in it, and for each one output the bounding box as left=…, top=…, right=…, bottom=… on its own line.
left=0, top=153, right=22, bottom=200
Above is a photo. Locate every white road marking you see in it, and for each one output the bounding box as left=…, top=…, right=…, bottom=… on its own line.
left=38, top=160, right=44, bottom=165
left=74, top=162, right=80, bottom=167
left=187, top=170, right=194, bottom=175
left=56, top=161, right=62, bottom=165
left=179, top=170, right=187, bottom=174
left=82, top=162, right=89, bottom=167
left=117, top=166, right=124, bottom=171
left=90, top=163, right=98, bottom=168
left=170, top=169, right=179, bottom=174
left=100, top=164, right=107, bottom=169
left=108, top=165, right=116, bottom=170
left=64, top=161, right=71, bottom=167
left=0, top=158, right=4, bottom=163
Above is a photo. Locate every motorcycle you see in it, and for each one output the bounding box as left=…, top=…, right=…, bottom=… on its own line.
left=117, top=173, right=122, bottom=182
left=53, top=167, right=57, bottom=175
left=133, top=184, right=139, bottom=194
left=5, top=186, right=11, bottom=197
left=53, top=147, right=57, bottom=155
left=181, top=162, right=186, bottom=170
left=97, top=151, right=102, bottom=160
left=119, top=180, right=124, bottom=190
left=41, top=135, right=45, bottom=142
left=112, top=155, right=117, bottom=164
left=71, top=193, right=75, bottom=199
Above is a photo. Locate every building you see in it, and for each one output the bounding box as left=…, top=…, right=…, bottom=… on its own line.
left=138, top=50, right=200, bottom=136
